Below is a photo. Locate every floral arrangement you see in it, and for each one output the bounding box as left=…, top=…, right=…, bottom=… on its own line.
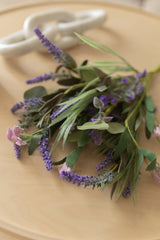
left=7, top=28, right=160, bottom=201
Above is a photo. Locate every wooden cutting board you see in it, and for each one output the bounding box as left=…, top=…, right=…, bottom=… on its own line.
left=0, top=1, right=160, bottom=240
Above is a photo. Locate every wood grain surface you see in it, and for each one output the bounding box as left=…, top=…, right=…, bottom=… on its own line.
left=0, top=2, right=160, bottom=240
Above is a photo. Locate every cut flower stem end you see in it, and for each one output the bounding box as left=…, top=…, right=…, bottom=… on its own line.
left=6, top=28, right=160, bottom=202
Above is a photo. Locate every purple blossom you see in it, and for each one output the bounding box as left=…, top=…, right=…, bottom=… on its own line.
left=34, top=28, right=66, bottom=64
left=100, top=94, right=117, bottom=107
left=135, top=69, right=146, bottom=78
left=26, top=72, right=54, bottom=84
left=10, top=102, right=24, bottom=114
left=88, top=129, right=102, bottom=146
left=111, top=98, right=117, bottom=104
left=50, top=105, right=65, bottom=120
left=60, top=170, right=113, bottom=188
left=122, top=182, right=131, bottom=198
left=13, top=142, right=21, bottom=159
left=135, top=83, right=144, bottom=95
left=121, top=77, right=128, bottom=83
left=11, top=98, right=42, bottom=114
left=96, top=149, right=113, bottom=171
left=38, top=138, right=53, bottom=170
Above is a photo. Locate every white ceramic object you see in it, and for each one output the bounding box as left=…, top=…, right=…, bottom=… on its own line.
left=0, top=9, right=106, bottom=57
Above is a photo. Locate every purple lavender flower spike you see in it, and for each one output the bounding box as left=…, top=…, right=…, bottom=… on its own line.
left=38, top=138, right=53, bottom=170
left=135, top=69, right=147, bottom=78
left=50, top=105, right=65, bottom=120
left=11, top=98, right=42, bottom=114
left=13, top=142, right=21, bottom=159
left=96, top=149, right=113, bottom=171
left=88, top=129, right=102, bottom=146
left=11, top=101, right=24, bottom=114
left=26, top=72, right=54, bottom=84
left=34, top=28, right=66, bottom=64
left=60, top=170, right=113, bottom=189
left=121, top=77, right=128, bottom=83
left=122, top=182, right=131, bottom=198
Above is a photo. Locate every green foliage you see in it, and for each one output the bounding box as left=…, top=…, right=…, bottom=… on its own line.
left=28, top=135, right=42, bottom=155
left=78, top=120, right=109, bottom=130
left=24, top=86, right=47, bottom=99
left=66, top=147, right=82, bottom=167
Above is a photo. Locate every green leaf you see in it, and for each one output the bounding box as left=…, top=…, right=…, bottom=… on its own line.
left=24, top=86, right=47, bottom=99
left=145, top=159, right=156, bottom=171
left=75, top=33, right=136, bottom=72
left=145, top=96, right=155, bottom=112
left=140, top=148, right=156, bottom=162
left=113, top=130, right=128, bottom=161
left=77, top=121, right=109, bottom=131
left=107, top=122, right=125, bottom=134
left=146, top=111, right=155, bottom=133
left=67, top=131, right=84, bottom=142
left=80, top=68, right=97, bottom=82
left=78, top=133, right=91, bottom=147
left=66, top=147, right=82, bottom=167
left=28, top=135, right=42, bottom=155
left=136, top=148, right=144, bottom=179
left=135, top=111, right=143, bottom=131
left=116, top=168, right=130, bottom=200
left=96, top=85, right=108, bottom=92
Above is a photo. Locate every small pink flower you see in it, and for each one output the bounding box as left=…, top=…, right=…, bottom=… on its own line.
left=154, top=126, right=160, bottom=137
left=6, top=125, right=27, bottom=146
left=58, top=162, right=71, bottom=175
left=152, top=166, right=160, bottom=184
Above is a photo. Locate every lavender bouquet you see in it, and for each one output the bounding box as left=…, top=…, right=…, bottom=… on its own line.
left=7, top=28, right=160, bottom=201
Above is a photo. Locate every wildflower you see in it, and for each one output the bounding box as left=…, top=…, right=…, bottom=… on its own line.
left=38, top=138, right=53, bottom=170
left=13, top=142, right=21, bottom=159
left=58, top=162, right=71, bottom=175
left=7, top=125, right=26, bottom=146
left=88, top=129, right=102, bottom=146
left=26, top=72, right=54, bottom=84
left=60, top=170, right=113, bottom=188
left=34, top=28, right=66, bottom=64
left=11, top=98, right=42, bottom=113
left=96, top=149, right=113, bottom=171
left=154, top=126, right=160, bottom=137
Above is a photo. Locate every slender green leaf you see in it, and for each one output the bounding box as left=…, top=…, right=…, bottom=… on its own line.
left=136, top=148, right=144, bottom=179
left=146, top=111, right=155, bottom=133
left=66, top=147, right=82, bottom=167
left=113, top=130, right=128, bottom=161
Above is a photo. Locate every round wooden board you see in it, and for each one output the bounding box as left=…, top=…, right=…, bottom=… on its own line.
left=0, top=2, right=160, bottom=240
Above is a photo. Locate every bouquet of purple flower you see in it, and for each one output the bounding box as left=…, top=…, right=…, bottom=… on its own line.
left=7, top=28, right=160, bottom=201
